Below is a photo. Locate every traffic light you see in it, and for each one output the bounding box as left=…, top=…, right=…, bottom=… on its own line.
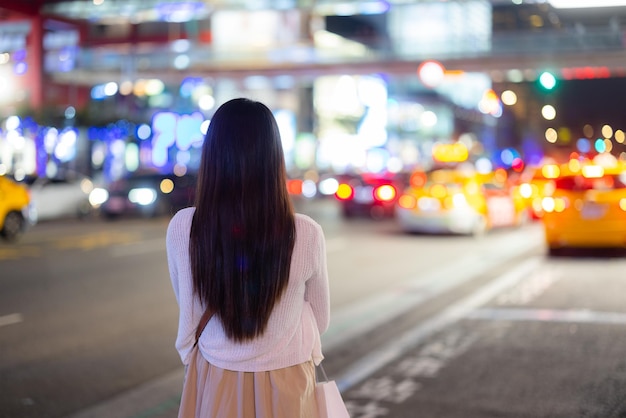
left=538, top=71, right=557, bottom=91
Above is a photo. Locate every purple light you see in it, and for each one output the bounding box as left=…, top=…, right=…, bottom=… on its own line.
left=13, top=62, right=27, bottom=75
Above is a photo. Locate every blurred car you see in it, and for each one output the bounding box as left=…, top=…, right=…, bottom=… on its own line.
left=540, top=158, right=626, bottom=254
left=0, top=175, right=33, bottom=241
left=23, top=175, right=94, bottom=222
left=515, top=164, right=558, bottom=219
left=395, top=168, right=529, bottom=235
left=90, top=171, right=196, bottom=219
left=334, top=172, right=406, bottom=219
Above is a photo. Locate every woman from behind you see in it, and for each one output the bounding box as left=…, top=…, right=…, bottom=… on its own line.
left=166, top=98, right=330, bottom=417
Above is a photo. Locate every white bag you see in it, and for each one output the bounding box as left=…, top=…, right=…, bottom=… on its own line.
left=315, top=364, right=351, bottom=418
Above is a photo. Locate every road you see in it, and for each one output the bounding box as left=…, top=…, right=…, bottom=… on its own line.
left=1, top=199, right=626, bottom=418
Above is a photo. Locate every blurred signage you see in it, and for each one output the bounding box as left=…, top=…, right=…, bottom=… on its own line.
left=432, top=142, right=469, bottom=163
left=211, top=9, right=303, bottom=51
left=388, top=1, right=491, bottom=57
left=0, top=21, right=30, bottom=52
left=44, top=29, right=79, bottom=73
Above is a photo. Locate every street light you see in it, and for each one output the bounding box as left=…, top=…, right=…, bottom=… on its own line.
left=542, top=105, right=556, bottom=120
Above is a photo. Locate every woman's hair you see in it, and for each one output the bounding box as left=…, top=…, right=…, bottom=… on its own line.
left=190, top=98, right=296, bottom=343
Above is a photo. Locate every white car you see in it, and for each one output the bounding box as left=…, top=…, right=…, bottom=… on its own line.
left=26, top=175, right=95, bottom=222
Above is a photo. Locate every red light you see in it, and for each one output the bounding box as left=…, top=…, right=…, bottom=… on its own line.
left=564, top=66, right=612, bottom=80
left=335, top=183, right=354, bottom=200
left=287, top=179, right=303, bottom=195
left=597, top=67, right=611, bottom=78
left=374, top=184, right=396, bottom=202
left=410, top=171, right=427, bottom=188
left=511, top=158, right=525, bottom=172
left=417, top=60, right=445, bottom=88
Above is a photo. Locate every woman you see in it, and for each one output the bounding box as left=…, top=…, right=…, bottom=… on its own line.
left=166, top=98, right=330, bottom=417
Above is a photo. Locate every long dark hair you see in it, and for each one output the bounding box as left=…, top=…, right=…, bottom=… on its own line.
left=190, top=98, right=296, bottom=343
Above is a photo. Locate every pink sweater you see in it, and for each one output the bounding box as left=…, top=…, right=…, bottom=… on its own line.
left=166, top=207, right=330, bottom=372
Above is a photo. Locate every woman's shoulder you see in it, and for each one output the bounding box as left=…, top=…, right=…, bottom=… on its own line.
left=294, top=213, right=323, bottom=235
left=172, top=206, right=196, bottom=222
left=167, top=207, right=195, bottom=235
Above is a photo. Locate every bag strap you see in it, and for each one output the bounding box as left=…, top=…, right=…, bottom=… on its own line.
left=193, top=308, right=214, bottom=348
left=316, top=362, right=330, bottom=383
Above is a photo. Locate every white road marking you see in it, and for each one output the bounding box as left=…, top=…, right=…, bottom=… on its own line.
left=345, top=329, right=478, bottom=416
left=468, top=307, right=626, bottom=325
left=0, top=313, right=23, bottom=328
left=335, top=257, right=542, bottom=392
left=111, top=239, right=165, bottom=257
left=322, top=230, right=541, bottom=351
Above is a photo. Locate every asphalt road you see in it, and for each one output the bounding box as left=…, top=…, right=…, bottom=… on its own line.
left=1, top=199, right=625, bottom=418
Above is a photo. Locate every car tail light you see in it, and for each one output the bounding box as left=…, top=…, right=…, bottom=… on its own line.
left=542, top=164, right=560, bottom=179
left=582, top=165, right=604, bottom=179
left=542, top=196, right=568, bottom=213
left=410, top=171, right=427, bottom=188
left=542, top=197, right=555, bottom=213
left=374, top=184, right=396, bottom=202
left=335, top=183, right=354, bottom=201
left=519, top=183, right=533, bottom=198
left=287, top=179, right=303, bottom=195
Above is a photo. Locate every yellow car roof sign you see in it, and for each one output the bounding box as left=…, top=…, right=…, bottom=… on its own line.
left=542, top=164, right=560, bottom=179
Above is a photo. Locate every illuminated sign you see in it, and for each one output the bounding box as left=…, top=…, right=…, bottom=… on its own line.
left=432, top=142, right=469, bottom=163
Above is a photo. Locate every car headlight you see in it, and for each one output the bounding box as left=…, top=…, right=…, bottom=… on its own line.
left=451, top=193, right=469, bottom=208
left=128, top=188, right=157, bottom=206
left=519, top=183, right=533, bottom=199
left=89, top=188, right=109, bottom=207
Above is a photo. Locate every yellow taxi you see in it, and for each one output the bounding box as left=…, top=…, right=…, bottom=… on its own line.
left=395, top=166, right=529, bottom=236
left=515, top=163, right=557, bottom=219
left=0, top=175, right=33, bottom=241
left=539, top=155, right=626, bottom=254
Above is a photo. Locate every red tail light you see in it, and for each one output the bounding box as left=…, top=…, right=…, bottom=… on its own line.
left=287, top=179, right=303, bottom=195
left=335, top=183, right=354, bottom=200
left=374, top=184, right=397, bottom=202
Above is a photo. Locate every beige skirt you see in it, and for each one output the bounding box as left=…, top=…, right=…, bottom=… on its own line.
left=178, top=345, right=320, bottom=418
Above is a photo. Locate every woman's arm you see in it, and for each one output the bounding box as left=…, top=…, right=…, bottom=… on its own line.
left=305, top=222, right=331, bottom=334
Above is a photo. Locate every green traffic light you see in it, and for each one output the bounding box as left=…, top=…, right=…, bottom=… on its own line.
left=539, top=72, right=557, bottom=90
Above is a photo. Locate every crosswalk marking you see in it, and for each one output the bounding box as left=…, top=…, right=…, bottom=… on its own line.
left=335, top=257, right=542, bottom=392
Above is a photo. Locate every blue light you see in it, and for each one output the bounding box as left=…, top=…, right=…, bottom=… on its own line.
left=156, top=1, right=205, bottom=22
left=152, top=112, right=177, bottom=167
left=136, top=124, right=152, bottom=140
left=13, top=62, right=27, bottom=75
left=176, top=113, right=204, bottom=150
left=179, top=77, right=202, bottom=98
left=499, top=148, right=520, bottom=166
left=576, top=138, right=591, bottom=153
left=12, top=49, right=26, bottom=61
left=594, top=138, right=606, bottom=153
left=91, top=85, right=106, bottom=100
